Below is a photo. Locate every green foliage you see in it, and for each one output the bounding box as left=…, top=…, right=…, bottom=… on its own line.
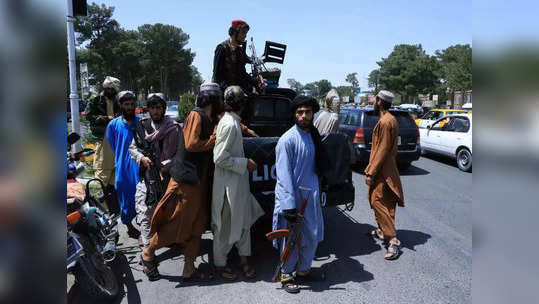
left=368, top=69, right=380, bottom=91
left=345, top=72, right=359, bottom=90
left=287, top=78, right=304, bottom=93
left=377, top=44, right=439, bottom=102
left=303, top=79, right=332, bottom=100
left=178, top=93, right=196, bottom=122
left=74, top=3, right=199, bottom=100
left=435, top=44, right=472, bottom=93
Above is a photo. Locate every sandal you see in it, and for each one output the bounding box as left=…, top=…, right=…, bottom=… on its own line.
left=183, top=269, right=214, bottom=282
left=281, top=273, right=300, bottom=294
left=240, top=263, right=256, bottom=279
left=295, top=270, right=325, bottom=282
left=141, top=255, right=160, bottom=281
left=385, top=242, right=401, bottom=260
left=215, top=266, right=237, bottom=281
left=366, top=229, right=384, bottom=241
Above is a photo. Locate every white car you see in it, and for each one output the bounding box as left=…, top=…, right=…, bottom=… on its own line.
left=165, top=105, right=179, bottom=120
left=420, top=114, right=472, bottom=172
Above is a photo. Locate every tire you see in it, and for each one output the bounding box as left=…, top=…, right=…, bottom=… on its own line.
left=398, top=162, right=411, bottom=171
left=74, top=251, right=119, bottom=300
left=457, top=148, right=472, bottom=172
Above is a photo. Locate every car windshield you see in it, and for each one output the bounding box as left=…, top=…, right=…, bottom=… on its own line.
left=167, top=105, right=178, bottom=112
left=364, top=111, right=416, bottom=128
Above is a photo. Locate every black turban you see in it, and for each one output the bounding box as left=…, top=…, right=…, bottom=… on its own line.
left=290, top=95, right=320, bottom=113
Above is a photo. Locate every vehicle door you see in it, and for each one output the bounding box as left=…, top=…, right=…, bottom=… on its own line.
left=423, top=117, right=451, bottom=154
left=420, top=111, right=442, bottom=129
left=438, top=116, right=471, bottom=156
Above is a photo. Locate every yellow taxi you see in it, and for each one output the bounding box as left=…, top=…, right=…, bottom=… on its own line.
left=415, top=109, right=469, bottom=129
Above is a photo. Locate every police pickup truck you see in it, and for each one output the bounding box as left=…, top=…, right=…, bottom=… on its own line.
left=241, top=88, right=355, bottom=217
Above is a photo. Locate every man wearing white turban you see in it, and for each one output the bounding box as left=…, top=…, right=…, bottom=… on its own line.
left=85, top=76, right=121, bottom=215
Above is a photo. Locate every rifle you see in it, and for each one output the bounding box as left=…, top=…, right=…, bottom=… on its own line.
left=248, top=37, right=265, bottom=94
left=266, top=186, right=311, bottom=282
left=135, top=123, right=166, bottom=205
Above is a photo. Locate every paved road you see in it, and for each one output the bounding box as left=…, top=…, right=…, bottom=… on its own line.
left=68, top=155, right=471, bottom=304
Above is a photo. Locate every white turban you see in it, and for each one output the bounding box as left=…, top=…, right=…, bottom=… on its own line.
left=102, top=76, right=121, bottom=92
left=325, top=89, right=340, bottom=112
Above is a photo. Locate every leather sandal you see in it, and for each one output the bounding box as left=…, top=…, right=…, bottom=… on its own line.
left=281, top=273, right=300, bottom=294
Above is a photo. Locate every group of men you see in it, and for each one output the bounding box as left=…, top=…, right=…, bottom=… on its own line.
left=83, top=19, right=406, bottom=294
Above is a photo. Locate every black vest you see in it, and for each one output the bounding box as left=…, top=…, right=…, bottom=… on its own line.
left=169, top=108, right=213, bottom=184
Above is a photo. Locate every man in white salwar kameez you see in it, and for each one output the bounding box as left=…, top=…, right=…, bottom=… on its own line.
left=211, top=86, right=264, bottom=280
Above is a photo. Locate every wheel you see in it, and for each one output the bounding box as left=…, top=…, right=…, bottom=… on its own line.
left=457, top=148, right=472, bottom=172
left=74, top=251, right=119, bottom=300
left=398, top=162, right=411, bottom=171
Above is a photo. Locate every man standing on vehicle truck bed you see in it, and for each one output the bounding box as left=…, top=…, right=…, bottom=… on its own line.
left=212, top=20, right=262, bottom=94
left=365, top=90, right=405, bottom=260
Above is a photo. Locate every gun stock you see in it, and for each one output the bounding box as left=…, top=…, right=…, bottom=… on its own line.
left=265, top=229, right=290, bottom=240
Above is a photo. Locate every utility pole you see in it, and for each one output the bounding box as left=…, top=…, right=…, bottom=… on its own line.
left=66, top=0, right=82, bottom=152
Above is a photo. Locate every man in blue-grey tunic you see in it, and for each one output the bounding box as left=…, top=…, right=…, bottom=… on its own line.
left=273, top=95, right=329, bottom=294
left=107, top=90, right=141, bottom=239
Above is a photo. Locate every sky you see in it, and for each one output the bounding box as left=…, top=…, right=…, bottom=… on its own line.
left=56, top=0, right=474, bottom=90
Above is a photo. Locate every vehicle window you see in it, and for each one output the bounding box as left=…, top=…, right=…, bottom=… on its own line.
left=338, top=112, right=348, bottom=124
left=252, top=100, right=274, bottom=120
left=432, top=112, right=442, bottom=120
left=274, top=100, right=289, bottom=121
left=392, top=112, right=416, bottom=128
left=450, top=117, right=470, bottom=132
left=347, top=111, right=361, bottom=126
left=431, top=117, right=451, bottom=131
left=423, top=111, right=436, bottom=120
left=364, top=112, right=379, bottom=127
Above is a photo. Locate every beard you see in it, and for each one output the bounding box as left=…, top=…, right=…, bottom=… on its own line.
left=295, top=117, right=312, bottom=131
left=373, top=101, right=380, bottom=115
left=122, top=108, right=135, bottom=121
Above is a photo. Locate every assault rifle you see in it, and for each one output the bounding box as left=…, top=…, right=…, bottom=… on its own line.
left=248, top=38, right=287, bottom=91
left=265, top=186, right=311, bottom=282
left=135, top=125, right=167, bottom=205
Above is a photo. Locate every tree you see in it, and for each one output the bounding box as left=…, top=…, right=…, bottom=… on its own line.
left=335, top=85, right=353, bottom=100
left=75, top=3, right=200, bottom=99
left=287, top=78, right=303, bottom=93
left=315, top=79, right=332, bottom=99
left=368, top=69, right=380, bottom=91
left=377, top=44, right=439, bottom=103
left=303, top=79, right=332, bottom=100
left=138, top=23, right=196, bottom=98
left=435, top=44, right=472, bottom=93
left=345, top=72, right=359, bottom=91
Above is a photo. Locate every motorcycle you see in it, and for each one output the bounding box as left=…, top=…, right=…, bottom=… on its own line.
left=67, top=133, right=120, bottom=300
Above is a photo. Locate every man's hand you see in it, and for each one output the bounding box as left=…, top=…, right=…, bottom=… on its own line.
left=283, top=209, right=299, bottom=224
left=365, top=175, right=373, bottom=186
left=247, top=128, right=259, bottom=137
left=141, top=157, right=152, bottom=169
left=247, top=158, right=257, bottom=172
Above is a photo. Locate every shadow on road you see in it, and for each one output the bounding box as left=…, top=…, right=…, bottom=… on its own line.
left=421, top=153, right=459, bottom=169
left=396, top=229, right=431, bottom=251
left=351, top=163, right=429, bottom=176
left=399, top=164, right=430, bottom=176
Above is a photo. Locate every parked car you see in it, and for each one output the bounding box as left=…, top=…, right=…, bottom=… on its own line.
left=420, top=114, right=472, bottom=172
left=416, top=109, right=469, bottom=129
left=165, top=104, right=179, bottom=120
left=135, top=100, right=146, bottom=115
left=338, top=108, right=421, bottom=170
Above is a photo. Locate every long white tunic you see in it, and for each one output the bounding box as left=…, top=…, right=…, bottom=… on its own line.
left=211, top=112, right=264, bottom=244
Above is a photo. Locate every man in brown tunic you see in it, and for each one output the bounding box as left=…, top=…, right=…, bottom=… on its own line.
left=140, top=83, right=220, bottom=281
left=365, top=90, right=405, bottom=260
